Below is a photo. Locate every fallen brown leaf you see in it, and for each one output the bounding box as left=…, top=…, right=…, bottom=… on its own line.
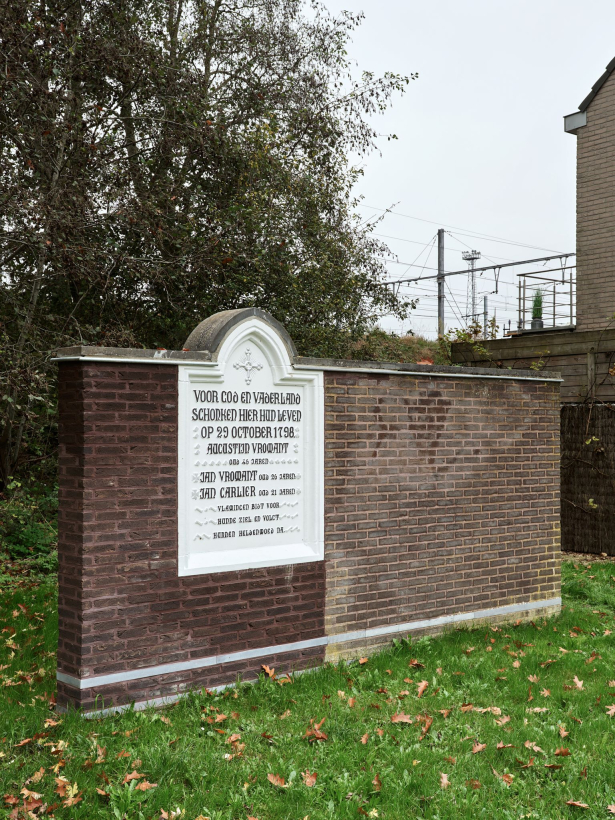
left=372, top=773, right=382, bottom=791
left=524, top=740, right=545, bottom=754
left=43, top=718, right=61, bottom=728
left=565, top=800, right=589, bottom=809
left=122, top=771, right=145, bottom=784
left=439, top=772, right=450, bottom=789
left=472, top=742, right=486, bottom=754
left=491, top=767, right=513, bottom=785
left=20, top=788, right=42, bottom=801
left=302, top=770, right=317, bottom=787
left=417, top=714, right=433, bottom=741
left=466, top=779, right=481, bottom=789
left=134, top=780, right=157, bottom=791
left=555, top=747, right=570, bottom=757
left=267, top=773, right=288, bottom=788
left=391, top=712, right=412, bottom=724
left=304, top=717, right=327, bottom=742
left=417, top=681, right=429, bottom=698
left=61, top=783, right=82, bottom=807
left=27, top=768, right=45, bottom=784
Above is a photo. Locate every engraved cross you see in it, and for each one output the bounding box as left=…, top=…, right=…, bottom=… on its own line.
left=234, top=348, right=263, bottom=385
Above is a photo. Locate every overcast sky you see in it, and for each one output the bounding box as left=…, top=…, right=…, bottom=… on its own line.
left=323, top=0, right=615, bottom=337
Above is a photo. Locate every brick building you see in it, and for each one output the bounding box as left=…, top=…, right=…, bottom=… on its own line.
left=452, top=57, right=615, bottom=554
left=566, top=57, right=615, bottom=333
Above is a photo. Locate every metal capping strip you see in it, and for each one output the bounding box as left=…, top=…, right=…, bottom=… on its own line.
left=293, top=364, right=563, bottom=383
left=50, top=356, right=563, bottom=383
left=50, top=356, right=216, bottom=367
left=57, top=596, right=561, bottom=691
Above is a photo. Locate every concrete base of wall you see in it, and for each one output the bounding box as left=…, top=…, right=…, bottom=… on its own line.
left=324, top=598, right=561, bottom=663
left=74, top=598, right=562, bottom=717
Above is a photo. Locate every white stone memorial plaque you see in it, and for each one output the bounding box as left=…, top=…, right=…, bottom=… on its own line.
left=177, top=315, right=324, bottom=575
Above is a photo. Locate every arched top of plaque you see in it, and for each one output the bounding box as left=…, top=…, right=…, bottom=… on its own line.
left=184, top=308, right=297, bottom=365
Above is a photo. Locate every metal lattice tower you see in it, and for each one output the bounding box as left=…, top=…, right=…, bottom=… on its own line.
left=462, top=250, right=482, bottom=325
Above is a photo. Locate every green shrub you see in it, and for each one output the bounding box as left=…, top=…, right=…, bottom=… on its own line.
left=532, top=288, right=543, bottom=319
left=0, top=481, right=58, bottom=573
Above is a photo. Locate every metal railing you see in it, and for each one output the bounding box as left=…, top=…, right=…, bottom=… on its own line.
left=517, top=262, right=576, bottom=332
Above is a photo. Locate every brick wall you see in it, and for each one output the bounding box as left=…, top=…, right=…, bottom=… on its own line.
left=576, top=70, right=615, bottom=331
left=57, top=362, right=325, bottom=710
left=561, top=403, right=615, bottom=555
left=56, top=354, right=561, bottom=711
left=323, top=371, right=561, bottom=660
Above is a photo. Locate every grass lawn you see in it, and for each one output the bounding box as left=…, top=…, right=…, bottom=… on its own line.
left=2, top=561, right=615, bottom=820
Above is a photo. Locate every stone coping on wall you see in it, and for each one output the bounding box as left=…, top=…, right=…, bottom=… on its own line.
left=53, top=345, right=562, bottom=383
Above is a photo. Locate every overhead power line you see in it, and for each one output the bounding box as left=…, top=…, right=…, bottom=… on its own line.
left=374, top=231, right=525, bottom=264
left=378, top=258, right=439, bottom=271
left=359, top=203, right=567, bottom=255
